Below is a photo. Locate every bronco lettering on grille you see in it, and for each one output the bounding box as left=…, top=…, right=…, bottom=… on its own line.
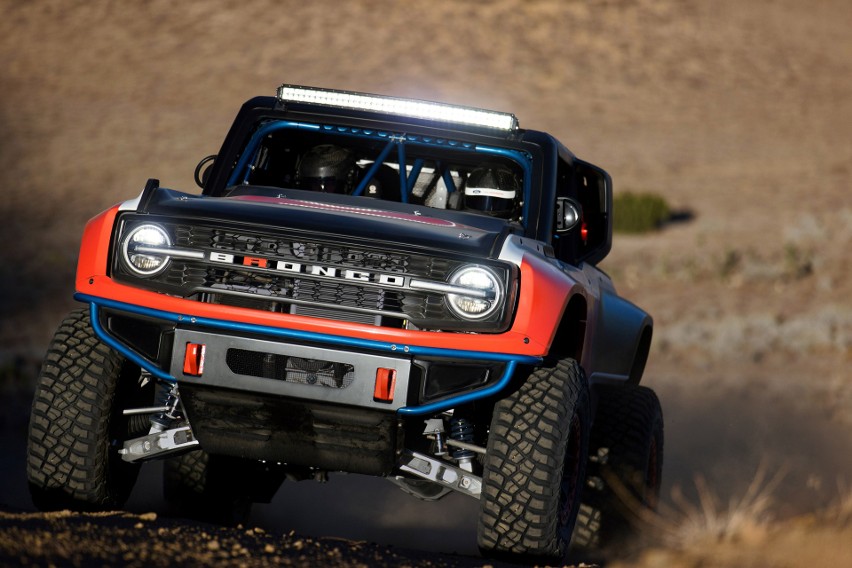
left=209, top=251, right=406, bottom=287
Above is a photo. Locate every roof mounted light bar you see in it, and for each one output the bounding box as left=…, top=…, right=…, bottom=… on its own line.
left=277, top=85, right=519, bottom=132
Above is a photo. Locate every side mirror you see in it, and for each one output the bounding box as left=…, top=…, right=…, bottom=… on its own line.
left=194, top=155, right=217, bottom=188
left=555, top=198, right=582, bottom=232
left=553, top=161, right=613, bottom=266
left=574, top=160, right=612, bottom=265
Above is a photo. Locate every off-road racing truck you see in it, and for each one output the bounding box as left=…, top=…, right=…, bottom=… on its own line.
left=27, top=85, right=663, bottom=563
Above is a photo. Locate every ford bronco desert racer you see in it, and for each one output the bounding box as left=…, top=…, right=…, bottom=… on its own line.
left=27, top=85, right=662, bottom=562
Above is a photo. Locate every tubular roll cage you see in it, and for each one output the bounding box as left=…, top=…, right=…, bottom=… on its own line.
left=226, top=120, right=534, bottom=224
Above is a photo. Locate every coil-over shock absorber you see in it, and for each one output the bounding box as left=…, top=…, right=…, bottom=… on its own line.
left=449, top=417, right=476, bottom=472
left=149, top=380, right=182, bottom=433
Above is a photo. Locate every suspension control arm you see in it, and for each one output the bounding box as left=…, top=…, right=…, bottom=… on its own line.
left=397, top=449, right=482, bottom=499
left=119, top=425, right=199, bottom=463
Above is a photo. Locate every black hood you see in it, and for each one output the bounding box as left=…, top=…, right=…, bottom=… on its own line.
left=139, top=186, right=514, bottom=259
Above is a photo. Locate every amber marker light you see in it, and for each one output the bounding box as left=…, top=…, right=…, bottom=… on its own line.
left=373, top=368, right=398, bottom=403
left=183, top=343, right=206, bottom=376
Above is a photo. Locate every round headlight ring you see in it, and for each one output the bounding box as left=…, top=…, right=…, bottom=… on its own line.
left=446, top=265, right=503, bottom=320
left=122, top=224, right=171, bottom=276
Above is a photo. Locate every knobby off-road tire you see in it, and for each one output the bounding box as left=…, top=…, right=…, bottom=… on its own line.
left=164, top=450, right=252, bottom=525
left=573, top=385, right=664, bottom=551
left=26, top=308, right=151, bottom=510
left=477, top=358, right=591, bottom=563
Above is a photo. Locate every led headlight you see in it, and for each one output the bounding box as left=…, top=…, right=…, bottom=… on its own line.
left=446, top=265, right=503, bottom=320
left=121, top=224, right=171, bottom=276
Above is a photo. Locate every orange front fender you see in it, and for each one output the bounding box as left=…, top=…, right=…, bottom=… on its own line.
left=511, top=253, right=584, bottom=354
left=75, top=205, right=120, bottom=291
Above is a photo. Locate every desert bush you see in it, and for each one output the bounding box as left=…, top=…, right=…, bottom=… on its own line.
left=823, top=479, right=852, bottom=526
left=627, top=461, right=787, bottom=549
left=613, top=192, right=671, bottom=233
left=718, top=248, right=742, bottom=279
left=783, top=243, right=814, bottom=278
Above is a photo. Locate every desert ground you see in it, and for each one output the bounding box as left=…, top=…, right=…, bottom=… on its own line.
left=1, top=0, right=850, bottom=566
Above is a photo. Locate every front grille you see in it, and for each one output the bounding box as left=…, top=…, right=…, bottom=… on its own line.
left=113, top=216, right=514, bottom=332
left=181, top=226, right=451, bottom=279
left=226, top=348, right=355, bottom=388
left=160, top=226, right=450, bottom=324
left=190, top=265, right=421, bottom=326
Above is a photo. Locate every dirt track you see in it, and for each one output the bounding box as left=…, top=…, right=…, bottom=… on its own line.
left=0, top=507, right=510, bottom=568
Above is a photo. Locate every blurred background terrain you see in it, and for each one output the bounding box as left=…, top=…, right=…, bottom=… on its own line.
left=1, top=0, right=850, bottom=565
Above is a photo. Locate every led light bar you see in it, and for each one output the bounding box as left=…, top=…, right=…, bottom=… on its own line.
left=277, top=85, right=519, bottom=131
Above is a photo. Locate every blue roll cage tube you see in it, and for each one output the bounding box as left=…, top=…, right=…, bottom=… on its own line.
left=226, top=120, right=533, bottom=223
left=79, top=294, right=541, bottom=416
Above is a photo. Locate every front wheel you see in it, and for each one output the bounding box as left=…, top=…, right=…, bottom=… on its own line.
left=477, top=358, right=591, bottom=563
left=26, top=308, right=152, bottom=510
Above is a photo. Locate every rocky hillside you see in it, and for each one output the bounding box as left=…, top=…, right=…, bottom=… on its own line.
left=1, top=0, right=850, bottom=565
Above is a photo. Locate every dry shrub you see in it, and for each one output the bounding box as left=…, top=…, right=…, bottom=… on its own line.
left=822, top=479, right=852, bottom=526
left=613, top=192, right=671, bottom=234
left=611, top=460, right=788, bottom=550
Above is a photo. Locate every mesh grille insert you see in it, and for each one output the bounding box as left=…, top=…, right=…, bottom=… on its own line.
left=226, top=349, right=355, bottom=388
